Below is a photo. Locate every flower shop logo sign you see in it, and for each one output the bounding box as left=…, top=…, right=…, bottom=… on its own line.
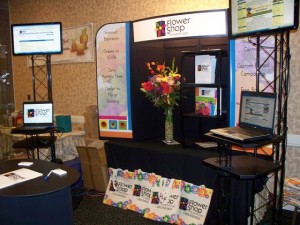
left=156, top=17, right=191, bottom=37
left=179, top=197, right=208, bottom=214
left=27, top=108, right=51, bottom=117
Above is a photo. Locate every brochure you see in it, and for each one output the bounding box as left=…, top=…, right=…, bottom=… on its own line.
left=195, top=87, right=221, bottom=116
left=0, top=168, right=43, bottom=189
left=195, top=55, right=216, bottom=84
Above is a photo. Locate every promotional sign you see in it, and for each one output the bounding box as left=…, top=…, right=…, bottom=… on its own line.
left=104, top=169, right=213, bottom=225
left=144, top=178, right=182, bottom=224
left=133, top=10, right=227, bottom=42
left=178, top=181, right=213, bottom=225
left=96, top=22, right=132, bottom=138
left=103, top=168, right=135, bottom=209
left=127, top=170, right=161, bottom=214
left=234, top=36, right=275, bottom=125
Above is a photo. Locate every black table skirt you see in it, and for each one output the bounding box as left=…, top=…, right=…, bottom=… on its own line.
left=105, top=139, right=265, bottom=225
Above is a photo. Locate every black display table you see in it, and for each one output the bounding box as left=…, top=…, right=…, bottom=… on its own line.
left=0, top=159, right=79, bottom=225
left=11, top=127, right=57, bottom=161
left=105, top=139, right=266, bottom=225
left=203, top=132, right=283, bottom=225
left=203, top=155, right=280, bottom=180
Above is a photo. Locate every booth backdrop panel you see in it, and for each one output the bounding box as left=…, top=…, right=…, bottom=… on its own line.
left=104, top=140, right=259, bottom=225
left=131, top=43, right=165, bottom=140
left=96, top=15, right=230, bottom=142
left=131, top=37, right=230, bottom=141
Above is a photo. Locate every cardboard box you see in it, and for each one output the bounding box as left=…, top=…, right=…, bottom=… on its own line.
left=85, top=105, right=98, bottom=113
left=84, top=112, right=99, bottom=139
left=76, top=144, right=108, bottom=192
left=84, top=138, right=107, bottom=163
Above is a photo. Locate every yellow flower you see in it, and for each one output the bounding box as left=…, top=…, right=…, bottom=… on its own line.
left=161, top=76, right=168, bottom=82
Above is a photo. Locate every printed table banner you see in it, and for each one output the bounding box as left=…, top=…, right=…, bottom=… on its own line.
left=103, top=168, right=213, bottom=225
left=127, top=169, right=161, bottom=214
left=103, top=168, right=134, bottom=209
left=177, top=181, right=213, bottom=225
left=144, top=178, right=182, bottom=224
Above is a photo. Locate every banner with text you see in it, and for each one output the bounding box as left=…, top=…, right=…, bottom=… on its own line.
left=133, top=10, right=227, bottom=42
left=234, top=36, right=275, bottom=124
left=96, top=22, right=132, bottom=138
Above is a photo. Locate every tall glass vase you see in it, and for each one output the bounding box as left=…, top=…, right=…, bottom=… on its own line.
left=164, top=107, right=174, bottom=143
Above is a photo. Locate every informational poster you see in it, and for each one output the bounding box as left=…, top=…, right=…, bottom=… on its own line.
left=96, top=22, right=132, bottom=138
left=234, top=36, right=275, bottom=125
left=52, top=23, right=94, bottom=64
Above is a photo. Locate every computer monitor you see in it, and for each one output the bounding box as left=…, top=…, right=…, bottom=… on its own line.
left=11, top=22, right=63, bottom=55
left=230, top=0, right=299, bottom=38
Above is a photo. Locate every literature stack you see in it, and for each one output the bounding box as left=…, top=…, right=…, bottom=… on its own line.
left=195, top=87, right=221, bottom=116
left=283, top=177, right=300, bottom=208
left=195, top=55, right=216, bottom=84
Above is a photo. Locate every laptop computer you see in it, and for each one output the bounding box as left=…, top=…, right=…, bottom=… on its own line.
left=11, top=101, right=54, bottom=133
left=210, top=91, right=277, bottom=142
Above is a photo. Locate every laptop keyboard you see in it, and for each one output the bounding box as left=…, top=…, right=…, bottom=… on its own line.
left=22, top=126, right=50, bottom=130
left=231, top=127, right=268, bottom=136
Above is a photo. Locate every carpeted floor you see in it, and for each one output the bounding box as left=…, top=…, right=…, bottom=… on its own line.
left=72, top=188, right=298, bottom=225
left=73, top=189, right=162, bottom=225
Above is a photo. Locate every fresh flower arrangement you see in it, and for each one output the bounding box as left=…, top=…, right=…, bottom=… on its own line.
left=140, top=58, right=181, bottom=109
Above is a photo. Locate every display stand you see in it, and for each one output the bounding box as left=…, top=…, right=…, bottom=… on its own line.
left=15, top=56, right=56, bottom=161
left=180, top=49, right=229, bottom=147
left=29, top=54, right=52, bottom=101
left=203, top=155, right=280, bottom=225
left=253, top=32, right=290, bottom=224
left=11, top=127, right=57, bottom=162
left=204, top=132, right=284, bottom=225
left=202, top=31, right=291, bottom=224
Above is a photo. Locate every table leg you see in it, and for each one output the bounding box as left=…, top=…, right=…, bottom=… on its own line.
left=250, top=180, right=255, bottom=225
left=216, top=170, right=231, bottom=225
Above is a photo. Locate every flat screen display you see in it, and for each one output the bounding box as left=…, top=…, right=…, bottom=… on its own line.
left=11, top=22, right=63, bottom=55
left=239, top=91, right=276, bottom=131
left=23, top=102, right=53, bottom=125
left=230, top=0, right=299, bottom=38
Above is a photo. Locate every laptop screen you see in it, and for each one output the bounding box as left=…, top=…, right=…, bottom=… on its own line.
left=239, top=91, right=276, bottom=132
left=23, top=102, right=53, bottom=125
